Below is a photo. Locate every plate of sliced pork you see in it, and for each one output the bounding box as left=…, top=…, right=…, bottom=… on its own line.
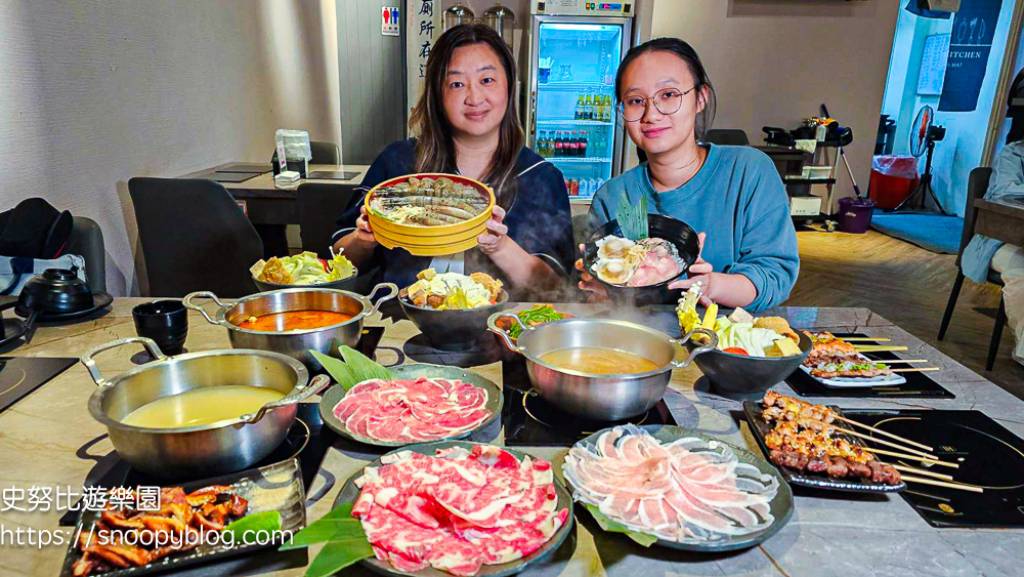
left=320, top=364, right=503, bottom=448
left=335, top=441, right=574, bottom=577
left=563, top=424, right=792, bottom=552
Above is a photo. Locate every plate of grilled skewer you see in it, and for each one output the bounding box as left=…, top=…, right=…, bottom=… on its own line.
left=799, top=332, right=942, bottom=388
left=744, top=391, right=979, bottom=494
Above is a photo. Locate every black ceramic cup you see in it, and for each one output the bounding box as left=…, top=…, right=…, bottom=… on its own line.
left=132, top=300, right=188, bottom=355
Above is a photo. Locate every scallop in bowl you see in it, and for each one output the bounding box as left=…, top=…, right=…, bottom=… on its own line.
left=583, top=214, right=700, bottom=306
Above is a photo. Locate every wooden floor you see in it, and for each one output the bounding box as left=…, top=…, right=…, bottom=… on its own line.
left=790, top=228, right=1024, bottom=398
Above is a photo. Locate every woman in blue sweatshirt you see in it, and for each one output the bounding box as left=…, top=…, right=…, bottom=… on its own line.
left=583, top=38, right=799, bottom=312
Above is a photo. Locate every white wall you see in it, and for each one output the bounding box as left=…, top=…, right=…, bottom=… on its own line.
left=650, top=0, right=901, bottom=207
left=0, top=0, right=340, bottom=295
left=881, top=1, right=1018, bottom=217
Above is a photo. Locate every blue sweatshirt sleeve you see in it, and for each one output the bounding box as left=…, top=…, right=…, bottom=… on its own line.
left=726, top=153, right=800, bottom=312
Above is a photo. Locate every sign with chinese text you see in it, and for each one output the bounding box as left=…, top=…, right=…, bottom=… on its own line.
left=405, top=0, right=442, bottom=133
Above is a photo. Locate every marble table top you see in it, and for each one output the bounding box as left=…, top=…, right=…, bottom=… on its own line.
left=1, top=299, right=1020, bottom=577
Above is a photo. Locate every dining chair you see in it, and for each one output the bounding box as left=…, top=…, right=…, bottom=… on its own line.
left=937, top=166, right=1005, bottom=370
left=297, top=182, right=358, bottom=259
left=66, top=216, right=106, bottom=294
left=702, top=129, right=750, bottom=146
left=128, top=177, right=262, bottom=297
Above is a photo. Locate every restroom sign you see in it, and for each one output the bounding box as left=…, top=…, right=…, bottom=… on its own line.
left=382, top=6, right=400, bottom=36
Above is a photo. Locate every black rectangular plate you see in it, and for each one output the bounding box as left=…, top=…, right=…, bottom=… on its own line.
left=785, top=332, right=954, bottom=398
left=742, top=400, right=906, bottom=493
left=0, top=356, right=75, bottom=413
left=59, top=459, right=306, bottom=577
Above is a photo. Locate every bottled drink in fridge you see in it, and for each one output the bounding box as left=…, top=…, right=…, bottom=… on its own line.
left=554, top=131, right=564, bottom=157
left=580, top=130, right=588, bottom=157
left=575, top=94, right=584, bottom=120
left=584, top=92, right=593, bottom=121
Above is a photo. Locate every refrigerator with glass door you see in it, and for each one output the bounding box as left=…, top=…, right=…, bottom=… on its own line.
left=526, top=0, right=634, bottom=203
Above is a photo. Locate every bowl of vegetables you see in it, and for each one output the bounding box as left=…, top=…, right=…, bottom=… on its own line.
left=677, top=285, right=811, bottom=398
left=251, top=251, right=357, bottom=293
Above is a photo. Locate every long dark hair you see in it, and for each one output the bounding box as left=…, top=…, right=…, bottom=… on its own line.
left=615, top=38, right=717, bottom=140
left=409, top=24, right=523, bottom=207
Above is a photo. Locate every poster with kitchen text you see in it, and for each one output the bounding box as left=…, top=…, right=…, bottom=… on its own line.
left=938, top=0, right=1002, bottom=112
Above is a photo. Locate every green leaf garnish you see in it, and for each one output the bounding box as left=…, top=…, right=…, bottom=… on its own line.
left=279, top=503, right=375, bottom=577
left=310, top=345, right=393, bottom=391
left=585, top=503, right=658, bottom=547
left=224, top=511, right=282, bottom=545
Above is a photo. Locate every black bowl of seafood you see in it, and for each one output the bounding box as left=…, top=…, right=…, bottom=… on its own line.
left=677, top=286, right=811, bottom=398
left=398, top=268, right=510, bottom=349
left=583, top=213, right=699, bottom=305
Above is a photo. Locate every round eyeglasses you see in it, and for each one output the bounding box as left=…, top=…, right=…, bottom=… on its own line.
left=619, top=86, right=696, bottom=122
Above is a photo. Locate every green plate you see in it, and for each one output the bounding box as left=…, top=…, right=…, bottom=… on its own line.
left=333, top=440, right=574, bottom=577
left=319, top=364, right=503, bottom=447
left=565, top=424, right=793, bottom=552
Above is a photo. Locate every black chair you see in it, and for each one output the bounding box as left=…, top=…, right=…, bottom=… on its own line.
left=702, top=129, right=750, bottom=146
left=67, top=216, right=106, bottom=294
left=310, top=141, right=341, bottom=165
left=297, top=182, right=358, bottom=258
left=128, top=177, right=262, bottom=297
left=937, top=167, right=1005, bottom=370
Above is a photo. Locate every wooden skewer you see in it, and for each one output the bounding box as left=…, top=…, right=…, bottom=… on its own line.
left=890, top=464, right=954, bottom=481
left=841, top=337, right=892, bottom=342
left=834, top=426, right=938, bottom=460
left=862, top=447, right=959, bottom=469
left=834, top=415, right=935, bottom=452
left=880, top=359, right=930, bottom=364
left=890, top=367, right=941, bottom=373
left=900, top=475, right=983, bottom=493
left=855, top=345, right=909, bottom=353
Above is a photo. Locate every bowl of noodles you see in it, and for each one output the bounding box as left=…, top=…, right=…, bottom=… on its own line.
left=251, top=251, right=357, bottom=292
left=398, top=268, right=509, bottom=349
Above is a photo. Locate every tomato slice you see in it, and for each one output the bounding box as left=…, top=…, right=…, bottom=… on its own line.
left=723, top=347, right=749, bottom=356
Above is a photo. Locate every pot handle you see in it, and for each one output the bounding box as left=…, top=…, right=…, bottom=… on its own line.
left=241, top=374, right=331, bottom=424
left=182, top=291, right=231, bottom=326
left=669, top=328, right=719, bottom=369
left=486, top=312, right=524, bottom=353
left=81, top=337, right=167, bottom=387
left=366, top=282, right=399, bottom=316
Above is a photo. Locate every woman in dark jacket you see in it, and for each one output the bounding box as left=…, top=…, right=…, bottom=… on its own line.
left=333, top=24, right=573, bottom=296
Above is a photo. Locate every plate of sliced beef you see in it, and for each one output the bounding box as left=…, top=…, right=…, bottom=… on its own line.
left=320, top=364, right=503, bottom=448
left=334, top=441, right=574, bottom=577
left=563, top=424, right=792, bottom=552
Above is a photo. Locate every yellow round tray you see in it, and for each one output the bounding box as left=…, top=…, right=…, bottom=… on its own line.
left=366, top=173, right=495, bottom=242
left=374, top=229, right=480, bottom=256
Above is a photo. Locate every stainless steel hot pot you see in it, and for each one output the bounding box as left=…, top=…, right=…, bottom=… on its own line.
left=82, top=337, right=329, bottom=478
left=488, top=315, right=717, bottom=420
left=184, top=283, right=397, bottom=364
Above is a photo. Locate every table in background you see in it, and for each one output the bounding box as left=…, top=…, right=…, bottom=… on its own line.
left=974, top=198, right=1024, bottom=247
left=182, top=163, right=369, bottom=227
left=2, top=301, right=1023, bottom=576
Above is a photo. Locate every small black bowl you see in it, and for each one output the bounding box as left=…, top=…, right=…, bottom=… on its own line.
left=687, top=331, right=813, bottom=399
left=583, top=214, right=700, bottom=306
left=132, top=300, right=188, bottom=355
